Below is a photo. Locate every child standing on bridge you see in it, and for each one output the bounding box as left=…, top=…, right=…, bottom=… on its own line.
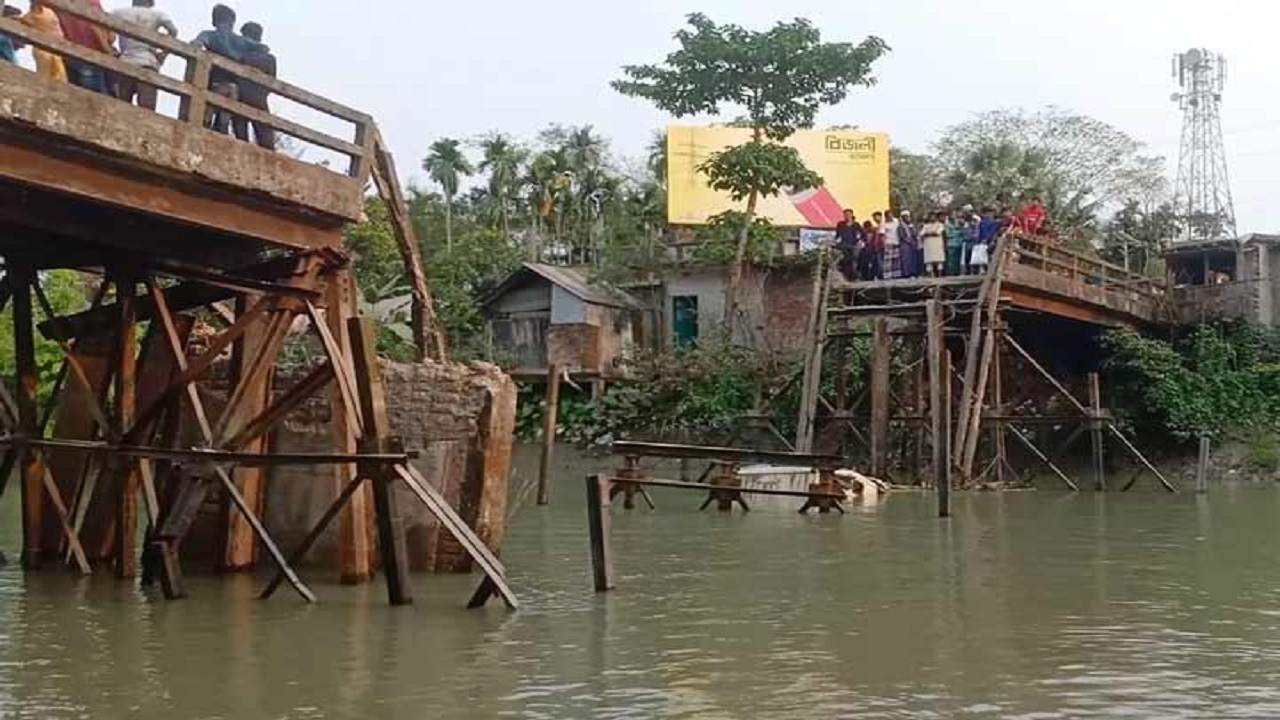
left=20, top=1, right=65, bottom=81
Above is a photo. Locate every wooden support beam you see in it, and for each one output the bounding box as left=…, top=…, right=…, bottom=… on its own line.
left=1007, top=424, right=1080, bottom=491
left=348, top=316, right=412, bottom=606
left=113, top=271, right=140, bottom=579
left=869, top=319, right=892, bottom=477
left=370, top=131, right=447, bottom=362
left=537, top=364, right=561, bottom=506
left=395, top=463, right=518, bottom=609
left=795, top=250, right=830, bottom=454
left=926, top=297, right=950, bottom=518
left=223, top=362, right=335, bottom=451
left=1196, top=434, right=1210, bottom=494
left=955, top=237, right=1011, bottom=477
left=10, top=259, right=44, bottom=567
left=260, top=476, right=365, bottom=599
left=1088, top=373, right=1106, bottom=492
left=586, top=474, right=614, bottom=593
left=322, top=270, right=371, bottom=583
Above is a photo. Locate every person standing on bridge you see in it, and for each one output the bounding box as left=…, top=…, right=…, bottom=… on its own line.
left=194, top=4, right=266, bottom=140
left=0, top=5, right=21, bottom=64
left=111, top=0, right=177, bottom=111
left=20, top=1, right=66, bottom=81
left=234, top=22, right=276, bottom=150
left=57, top=0, right=115, bottom=94
left=898, top=210, right=922, bottom=279
left=921, top=211, right=947, bottom=278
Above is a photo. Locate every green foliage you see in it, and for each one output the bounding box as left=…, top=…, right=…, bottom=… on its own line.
left=422, top=137, right=474, bottom=199
left=892, top=107, right=1169, bottom=242
left=527, top=344, right=799, bottom=445
left=0, top=271, right=91, bottom=406
left=890, top=148, right=946, bottom=216
left=1101, top=200, right=1181, bottom=275
left=692, top=211, right=785, bottom=264
left=697, top=141, right=822, bottom=202
left=612, top=14, right=888, bottom=141
left=1101, top=323, right=1280, bottom=442
left=1249, top=432, right=1280, bottom=472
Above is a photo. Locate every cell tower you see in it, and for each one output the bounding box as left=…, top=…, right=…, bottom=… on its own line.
left=1171, top=48, right=1236, bottom=241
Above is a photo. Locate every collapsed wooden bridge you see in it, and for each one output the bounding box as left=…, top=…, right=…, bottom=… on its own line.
left=794, top=235, right=1176, bottom=508
left=0, top=0, right=513, bottom=608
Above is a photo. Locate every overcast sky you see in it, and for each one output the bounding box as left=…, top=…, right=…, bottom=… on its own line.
left=90, top=1, right=1280, bottom=230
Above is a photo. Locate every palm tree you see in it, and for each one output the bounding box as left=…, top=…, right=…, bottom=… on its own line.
left=422, top=138, right=474, bottom=251
left=478, top=134, right=527, bottom=239
left=646, top=129, right=668, bottom=188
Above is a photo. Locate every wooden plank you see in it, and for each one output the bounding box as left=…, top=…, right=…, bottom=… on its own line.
left=586, top=474, right=614, bottom=593
left=395, top=463, right=518, bottom=609
left=869, top=319, right=891, bottom=477
left=348, top=317, right=412, bottom=606
left=610, top=441, right=842, bottom=468
left=537, top=365, right=561, bottom=506
left=35, top=454, right=90, bottom=574
left=1005, top=336, right=1090, bottom=415
left=1107, top=426, right=1177, bottom=493
left=0, top=438, right=410, bottom=467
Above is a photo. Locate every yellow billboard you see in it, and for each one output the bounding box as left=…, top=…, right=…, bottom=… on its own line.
left=667, top=126, right=890, bottom=227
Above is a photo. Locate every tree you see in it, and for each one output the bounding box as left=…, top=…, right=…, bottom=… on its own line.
left=889, top=147, right=947, bottom=215
left=423, top=138, right=474, bottom=250
left=934, top=108, right=1167, bottom=226
left=477, top=134, right=527, bottom=239
left=613, top=13, right=888, bottom=331
left=1102, top=200, right=1180, bottom=275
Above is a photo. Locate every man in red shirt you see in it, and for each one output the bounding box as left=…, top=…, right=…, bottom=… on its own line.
left=1021, top=197, right=1048, bottom=235
left=58, top=0, right=115, bottom=94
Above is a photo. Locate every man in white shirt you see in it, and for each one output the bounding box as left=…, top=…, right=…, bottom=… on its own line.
left=112, top=0, right=177, bottom=110
left=882, top=210, right=901, bottom=279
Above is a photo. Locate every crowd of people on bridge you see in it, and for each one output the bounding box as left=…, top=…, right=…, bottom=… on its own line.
left=1, top=1, right=277, bottom=148
left=834, top=199, right=1049, bottom=282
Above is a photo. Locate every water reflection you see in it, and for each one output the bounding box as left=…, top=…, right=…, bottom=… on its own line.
left=0, top=445, right=1278, bottom=718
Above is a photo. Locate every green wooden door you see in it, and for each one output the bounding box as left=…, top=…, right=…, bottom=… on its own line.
left=672, top=296, right=699, bottom=346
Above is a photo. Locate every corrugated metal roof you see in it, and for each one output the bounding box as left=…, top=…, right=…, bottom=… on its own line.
left=483, top=263, right=642, bottom=310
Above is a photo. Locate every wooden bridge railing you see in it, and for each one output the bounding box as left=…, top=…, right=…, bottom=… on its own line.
left=0, top=0, right=376, bottom=180
left=1009, top=235, right=1165, bottom=300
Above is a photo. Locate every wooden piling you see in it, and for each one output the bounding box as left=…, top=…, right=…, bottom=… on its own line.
left=11, top=260, right=43, bottom=568
left=113, top=270, right=140, bottom=578
left=348, top=317, right=412, bottom=605
left=1089, top=372, right=1106, bottom=492
left=586, top=474, right=614, bottom=592
left=1196, top=434, right=1210, bottom=494
left=926, top=298, right=951, bottom=517
left=869, top=319, right=891, bottom=478
left=537, top=364, right=562, bottom=506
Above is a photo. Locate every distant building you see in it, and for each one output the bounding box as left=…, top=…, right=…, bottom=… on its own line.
left=1165, top=234, right=1280, bottom=326
left=483, top=264, right=649, bottom=383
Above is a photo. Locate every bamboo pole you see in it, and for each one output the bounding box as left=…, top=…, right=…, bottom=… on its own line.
left=537, top=364, right=562, bottom=506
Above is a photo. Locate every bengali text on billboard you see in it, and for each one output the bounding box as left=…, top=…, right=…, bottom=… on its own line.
left=667, top=126, right=891, bottom=228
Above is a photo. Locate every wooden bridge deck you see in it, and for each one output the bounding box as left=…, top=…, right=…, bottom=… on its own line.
left=830, top=236, right=1168, bottom=329
left=0, top=0, right=375, bottom=266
